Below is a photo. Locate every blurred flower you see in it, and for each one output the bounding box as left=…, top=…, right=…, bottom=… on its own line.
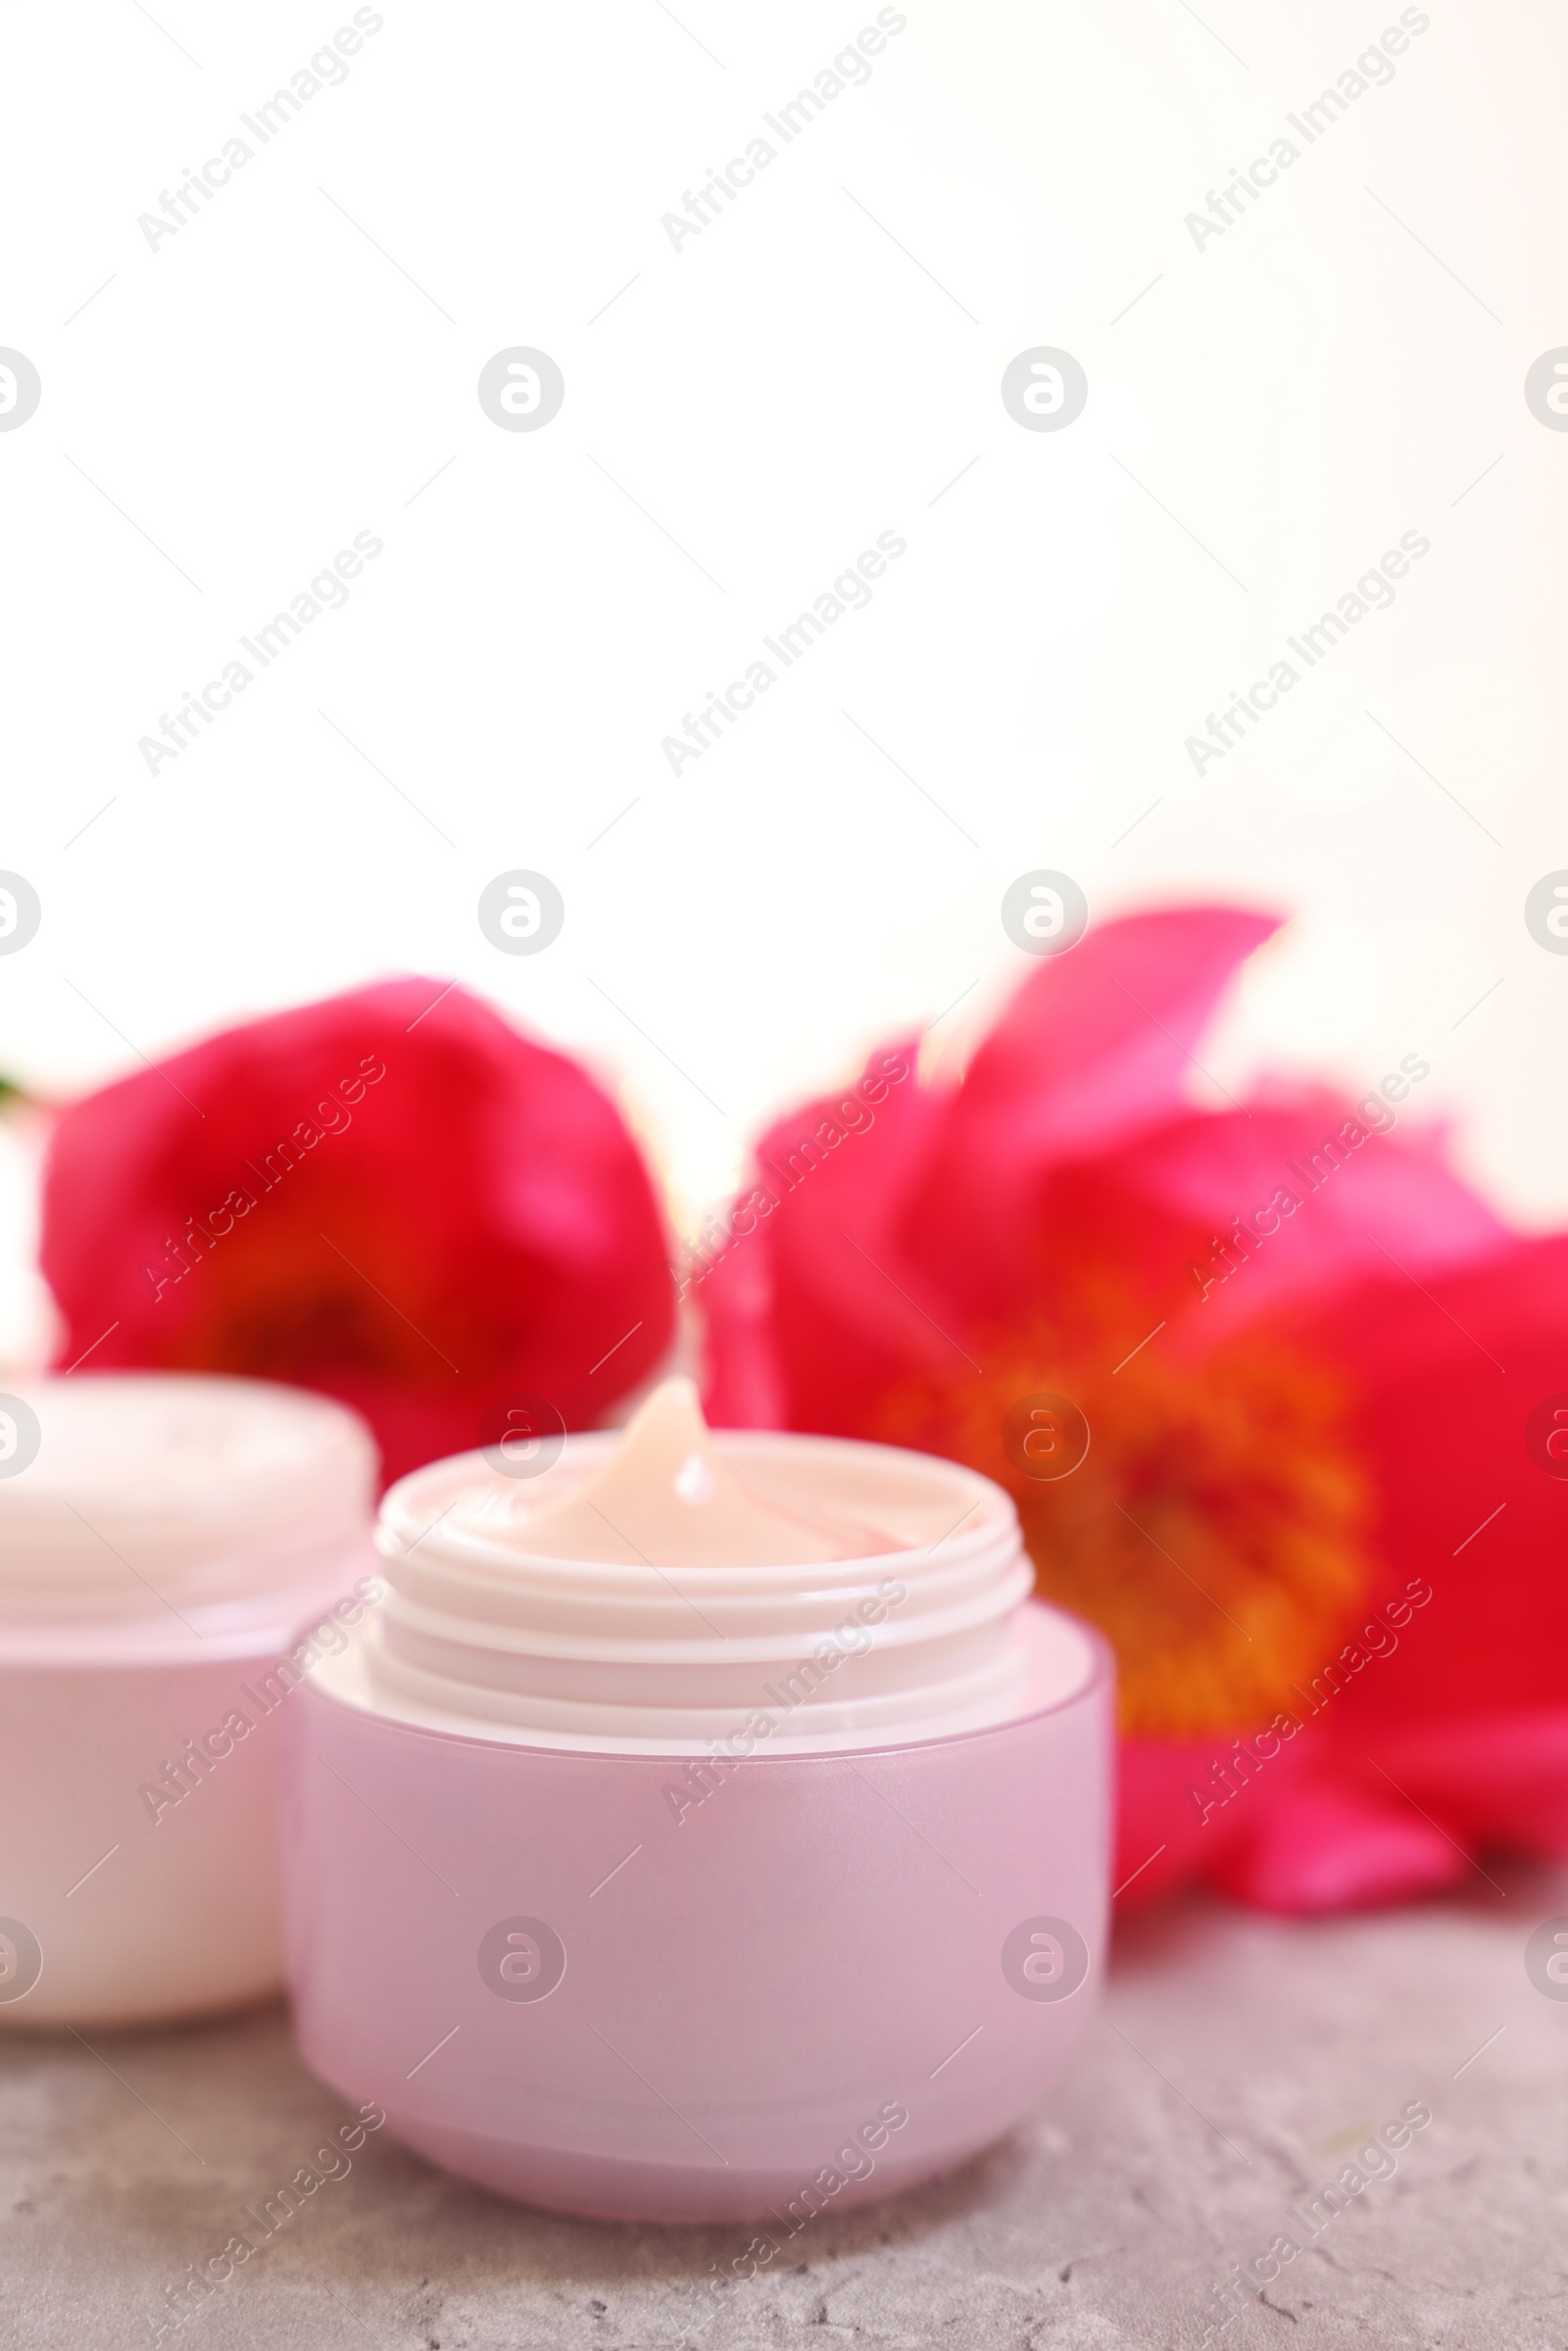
left=701, top=906, right=1568, bottom=1912
left=40, top=979, right=674, bottom=1482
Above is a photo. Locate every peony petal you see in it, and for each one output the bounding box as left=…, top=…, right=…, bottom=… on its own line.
left=1110, top=1097, right=1509, bottom=1344
left=1117, top=1705, right=1568, bottom=1916
left=699, top=1040, right=963, bottom=1434
left=1113, top=1736, right=1245, bottom=1905
left=697, top=1218, right=789, bottom=1431
left=1294, top=1235, right=1568, bottom=1721
left=904, top=906, right=1279, bottom=1317
left=1208, top=1779, right=1468, bottom=1913
left=1359, top=1710, right=1568, bottom=1859
left=703, top=915, right=1284, bottom=1432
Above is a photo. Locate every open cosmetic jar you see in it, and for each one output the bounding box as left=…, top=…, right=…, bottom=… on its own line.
left=285, top=1381, right=1111, bottom=2223
left=0, top=1372, right=377, bottom=2028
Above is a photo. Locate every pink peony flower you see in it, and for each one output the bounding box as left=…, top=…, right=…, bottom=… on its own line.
left=699, top=906, right=1568, bottom=1911
left=39, top=979, right=674, bottom=1483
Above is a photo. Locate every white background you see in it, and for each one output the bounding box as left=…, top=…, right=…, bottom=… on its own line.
left=1, top=0, right=1564, bottom=1361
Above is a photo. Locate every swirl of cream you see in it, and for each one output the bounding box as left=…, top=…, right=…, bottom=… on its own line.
left=350, top=1380, right=1092, bottom=1752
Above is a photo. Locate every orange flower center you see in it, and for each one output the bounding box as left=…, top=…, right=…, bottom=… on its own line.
left=876, top=1295, right=1370, bottom=1738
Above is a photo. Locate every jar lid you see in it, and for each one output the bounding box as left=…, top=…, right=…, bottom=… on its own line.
left=0, top=1373, right=377, bottom=1623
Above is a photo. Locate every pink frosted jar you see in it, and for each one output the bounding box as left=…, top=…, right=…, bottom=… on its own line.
left=0, top=1373, right=377, bottom=2029
left=284, top=1429, right=1111, bottom=2223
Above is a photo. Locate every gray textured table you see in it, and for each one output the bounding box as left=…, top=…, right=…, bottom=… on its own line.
left=4, top=1868, right=1562, bottom=2350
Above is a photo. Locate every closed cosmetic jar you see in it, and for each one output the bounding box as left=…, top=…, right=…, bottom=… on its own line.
left=0, top=1372, right=377, bottom=2028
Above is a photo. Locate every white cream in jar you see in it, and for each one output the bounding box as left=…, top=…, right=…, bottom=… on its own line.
left=323, top=1378, right=1090, bottom=1751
